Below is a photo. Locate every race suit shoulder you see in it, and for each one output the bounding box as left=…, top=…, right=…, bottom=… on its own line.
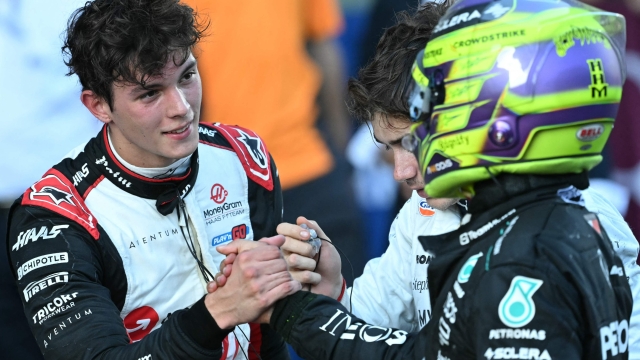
left=582, top=188, right=640, bottom=357
left=270, top=186, right=633, bottom=360
left=6, top=123, right=288, bottom=359
left=340, top=191, right=461, bottom=332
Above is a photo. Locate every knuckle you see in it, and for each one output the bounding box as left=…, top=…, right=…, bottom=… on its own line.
left=243, top=267, right=258, bottom=279
left=238, top=252, right=251, bottom=263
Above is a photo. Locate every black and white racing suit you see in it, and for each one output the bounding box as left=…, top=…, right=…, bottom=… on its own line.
left=270, top=180, right=633, bottom=360
left=6, top=123, right=288, bottom=359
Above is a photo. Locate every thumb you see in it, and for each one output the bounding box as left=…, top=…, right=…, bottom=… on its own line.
left=217, top=239, right=264, bottom=255
left=258, top=234, right=286, bottom=247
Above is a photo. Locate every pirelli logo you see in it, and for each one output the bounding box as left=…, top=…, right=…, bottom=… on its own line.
left=23, top=272, right=69, bottom=302
left=588, top=59, right=608, bottom=98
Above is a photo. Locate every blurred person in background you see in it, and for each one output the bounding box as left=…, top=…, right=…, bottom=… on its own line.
left=582, top=0, right=640, bottom=244
left=0, top=1, right=102, bottom=358
left=184, top=0, right=367, bottom=284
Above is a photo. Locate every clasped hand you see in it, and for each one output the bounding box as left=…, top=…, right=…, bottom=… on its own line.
left=203, top=235, right=301, bottom=328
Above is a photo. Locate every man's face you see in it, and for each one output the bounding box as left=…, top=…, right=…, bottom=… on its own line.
left=99, top=53, right=202, bottom=168
left=371, top=113, right=457, bottom=211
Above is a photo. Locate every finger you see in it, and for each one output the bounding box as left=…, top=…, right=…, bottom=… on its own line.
left=222, top=263, right=232, bottom=278
left=253, top=271, right=300, bottom=297
left=215, top=274, right=228, bottom=287
left=297, top=216, right=328, bottom=239
left=223, top=253, right=237, bottom=266
left=290, top=270, right=321, bottom=285
left=207, top=280, right=218, bottom=293
left=235, top=246, right=285, bottom=270
left=235, top=256, right=289, bottom=282
left=281, top=237, right=315, bottom=258
left=258, top=234, right=286, bottom=247
left=277, top=222, right=311, bottom=241
left=217, top=239, right=265, bottom=255
left=286, top=253, right=317, bottom=271
left=263, top=278, right=303, bottom=304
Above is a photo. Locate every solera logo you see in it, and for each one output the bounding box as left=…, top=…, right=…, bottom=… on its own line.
left=210, top=184, right=228, bottom=204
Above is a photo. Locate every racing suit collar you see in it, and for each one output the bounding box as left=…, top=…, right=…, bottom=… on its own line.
left=83, top=125, right=198, bottom=214
left=418, top=175, right=587, bottom=256
left=468, top=172, right=589, bottom=215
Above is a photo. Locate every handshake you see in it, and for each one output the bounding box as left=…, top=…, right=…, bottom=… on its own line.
left=202, top=216, right=344, bottom=329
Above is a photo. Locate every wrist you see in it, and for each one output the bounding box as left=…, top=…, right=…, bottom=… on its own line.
left=179, top=295, right=232, bottom=349
left=205, top=292, right=235, bottom=329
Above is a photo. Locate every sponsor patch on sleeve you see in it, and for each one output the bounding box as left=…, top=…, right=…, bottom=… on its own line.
left=212, top=123, right=274, bottom=190
left=22, top=169, right=99, bottom=239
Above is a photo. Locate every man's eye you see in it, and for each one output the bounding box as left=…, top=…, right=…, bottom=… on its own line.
left=140, top=90, right=158, bottom=99
left=183, top=71, right=196, bottom=81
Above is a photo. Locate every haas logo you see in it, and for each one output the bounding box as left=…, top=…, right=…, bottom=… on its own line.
left=210, top=184, right=228, bottom=204
left=124, top=306, right=159, bottom=342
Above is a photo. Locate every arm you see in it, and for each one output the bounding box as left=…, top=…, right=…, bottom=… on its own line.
left=465, top=260, right=633, bottom=360
left=278, top=217, right=344, bottom=300
left=342, top=198, right=417, bottom=330
left=270, top=292, right=424, bottom=360
left=582, top=187, right=640, bottom=356
left=7, top=205, right=227, bottom=359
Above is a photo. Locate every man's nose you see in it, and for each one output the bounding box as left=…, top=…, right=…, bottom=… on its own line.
left=393, top=150, right=418, bottom=182
left=167, top=87, right=189, bottom=118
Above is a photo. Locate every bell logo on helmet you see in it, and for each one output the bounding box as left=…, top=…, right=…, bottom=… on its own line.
left=498, top=276, right=543, bottom=328
left=576, top=124, right=604, bottom=142
left=427, top=159, right=453, bottom=175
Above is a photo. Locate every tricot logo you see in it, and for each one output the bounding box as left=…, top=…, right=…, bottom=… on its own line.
left=210, top=184, right=228, bottom=204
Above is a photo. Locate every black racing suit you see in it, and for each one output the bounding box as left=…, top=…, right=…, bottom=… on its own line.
left=270, top=175, right=633, bottom=359
left=7, top=123, right=288, bottom=359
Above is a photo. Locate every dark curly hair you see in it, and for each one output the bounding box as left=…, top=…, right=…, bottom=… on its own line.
left=63, top=0, right=207, bottom=109
left=347, top=1, right=450, bottom=125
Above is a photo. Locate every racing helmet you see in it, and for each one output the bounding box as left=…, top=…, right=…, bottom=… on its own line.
left=403, top=0, right=626, bottom=198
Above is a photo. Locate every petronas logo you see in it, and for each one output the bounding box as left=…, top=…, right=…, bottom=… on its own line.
left=498, top=276, right=543, bottom=328
left=457, top=252, right=483, bottom=284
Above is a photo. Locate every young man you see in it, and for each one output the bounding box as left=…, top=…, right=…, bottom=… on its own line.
left=6, top=0, right=299, bottom=358
left=255, top=0, right=634, bottom=358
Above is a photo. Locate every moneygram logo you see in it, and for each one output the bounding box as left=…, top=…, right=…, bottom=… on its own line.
left=210, top=184, right=228, bottom=204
